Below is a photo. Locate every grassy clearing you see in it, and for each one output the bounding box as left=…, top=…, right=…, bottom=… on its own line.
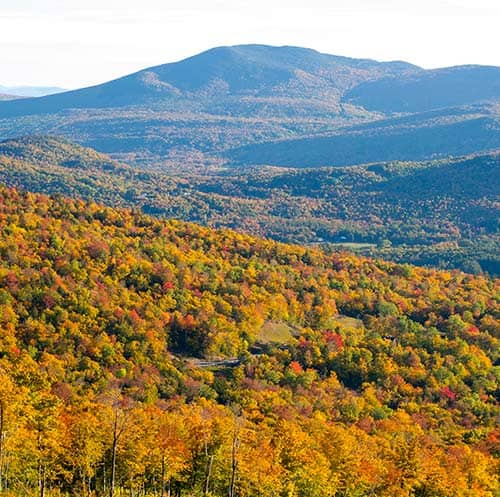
left=329, top=242, right=377, bottom=250
left=325, top=315, right=364, bottom=330
left=258, top=321, right=297, bottom=344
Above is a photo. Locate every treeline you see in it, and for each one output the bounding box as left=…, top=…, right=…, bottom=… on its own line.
left=0, top=186, right=498, bottom=495
left=0, top=388, right=498, bottom=497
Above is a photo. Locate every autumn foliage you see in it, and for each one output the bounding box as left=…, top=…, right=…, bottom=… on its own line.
left=0, top=186, right=498, bottom=496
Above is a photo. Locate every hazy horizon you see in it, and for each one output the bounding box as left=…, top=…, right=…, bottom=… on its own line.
left=1, top=0, right=499, bottom=89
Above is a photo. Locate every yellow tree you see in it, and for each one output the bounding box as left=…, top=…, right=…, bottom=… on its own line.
left=0, top=366, right=29, bottom=493
left=61, top=401, right=106, bottom=497
left=98, top=387, right=136, bottom=497
left=237, top=423, right=284, bottom=497
left=277, top=418, right=336, bottom=497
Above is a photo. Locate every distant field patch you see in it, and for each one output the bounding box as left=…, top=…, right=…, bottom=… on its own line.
left=325, top=315, right=364, bottom=329
left=258, top=321, right=297, bottom=344
left=330, top=243, right=377, bottom=250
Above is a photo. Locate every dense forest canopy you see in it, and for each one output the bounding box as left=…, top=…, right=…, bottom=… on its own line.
left=0, top=186, right=498, bottom=496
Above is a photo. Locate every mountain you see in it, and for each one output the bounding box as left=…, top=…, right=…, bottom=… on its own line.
left=1, top=135, right=498, bottom=274
left=0, top=184, right=497, bottom=495
left=0, top=45, right=498, bottom=168
left=0, top=93, right=24, bottom=101
left=0, top=45, right=420, bottom=117
left=0, top=84, right=66, bottom=97
left=344, top=65, right=500, bottom=113
left=1, top=45, right=499, bottom=497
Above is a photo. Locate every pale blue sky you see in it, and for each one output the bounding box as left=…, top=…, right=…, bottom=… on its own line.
left=0, top=0, right=498, bottom=88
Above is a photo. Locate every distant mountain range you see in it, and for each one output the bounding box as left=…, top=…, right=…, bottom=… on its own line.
left=0, top=45, right=498, bottom=168
left=0, top=85, right=66, bottom=98
left=0, top=46, right=420, bottom=115
left=0, top=93, right=21, bottom=101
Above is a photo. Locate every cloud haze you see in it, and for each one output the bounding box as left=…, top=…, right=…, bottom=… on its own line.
left=0, top=0, right=498, bottom=88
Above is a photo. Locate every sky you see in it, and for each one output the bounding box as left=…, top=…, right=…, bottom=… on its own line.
left=0, top=0, right=499, bottom=89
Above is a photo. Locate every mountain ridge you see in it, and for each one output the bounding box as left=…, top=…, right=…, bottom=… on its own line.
left=0, top=44, right=498, bottom=168
left=0, top=44, right=423, bottom=117
left=344, top=64, right=500, bottom=112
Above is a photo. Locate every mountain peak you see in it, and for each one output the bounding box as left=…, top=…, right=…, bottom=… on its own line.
left=0, top=44, right=422, bottom=118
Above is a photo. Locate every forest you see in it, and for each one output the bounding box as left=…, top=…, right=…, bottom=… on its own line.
left=0, top=186, right=498, bottom=496
left=0, top=136, right=498, bottom=275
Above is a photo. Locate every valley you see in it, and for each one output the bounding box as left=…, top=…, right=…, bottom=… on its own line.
left=0, top=135, right=497, bottom=274
left=0, top=41, right=498, bottom=497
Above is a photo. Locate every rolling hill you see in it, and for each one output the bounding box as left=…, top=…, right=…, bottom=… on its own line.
left=0, top=45, right=498, bottom=168
left=0, top=184, right=497, bottom=495
left=228, top=107, right=500, bottom=167
left=1, top=135, right=498, bottom=274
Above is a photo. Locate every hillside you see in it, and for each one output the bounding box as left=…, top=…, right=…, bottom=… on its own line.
left=0, top=45, right=498, bottom=168
left=228, top=107, right=500, bottom=166
left=0, top=134, right=121, bottom=170
left=1, top=136, right=498, bottom=274
left=344, top=65, right=500, bottom=113
left=0, top=185, right=498, bottom=496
